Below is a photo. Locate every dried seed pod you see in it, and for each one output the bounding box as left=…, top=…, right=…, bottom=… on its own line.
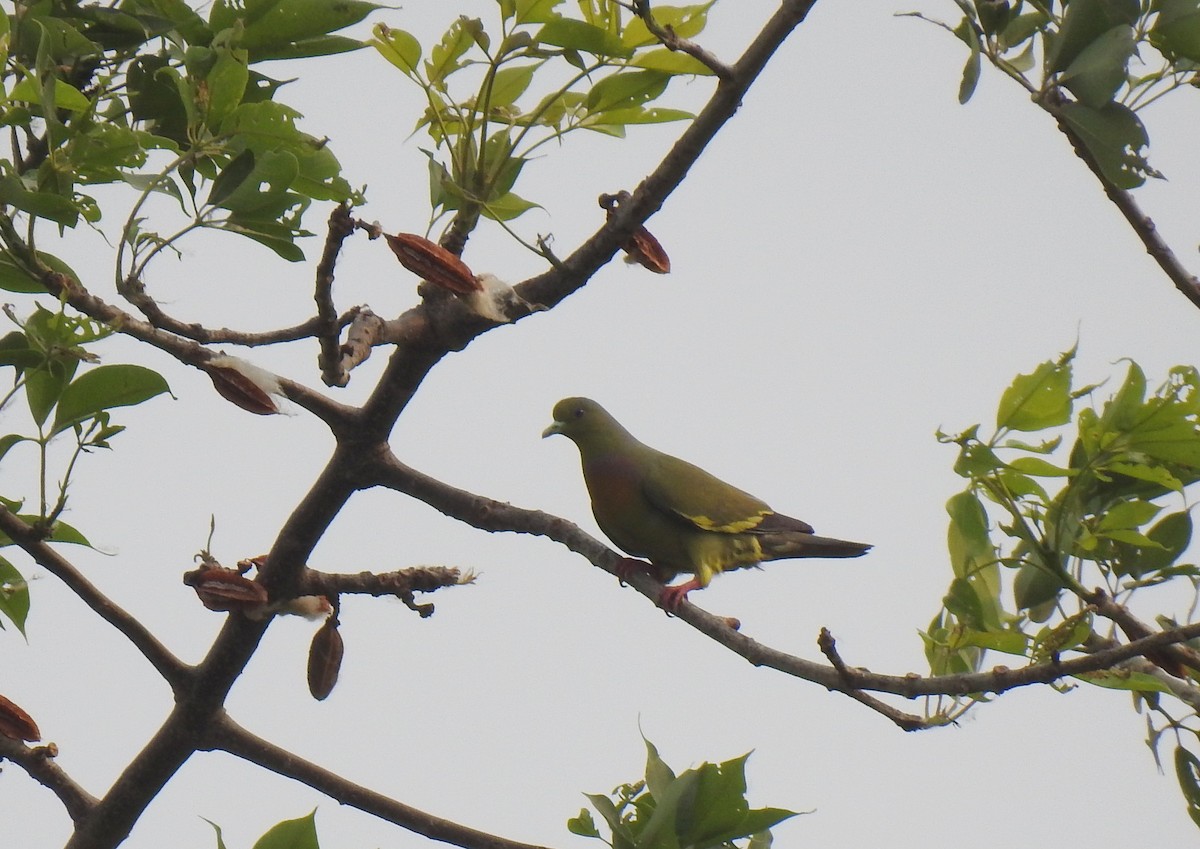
left=385, top=232, right=479, bottom=295
left=622, top=227, right=671, bottom=274
left=307, top=618, right=344, bottom=701
left=184, top=567, right=269, bottom=612
left=599, top=190, right=671, bottom=274
left=0, top=693, right=41, bottom=742
left=203, top=356, right=281, bottom=415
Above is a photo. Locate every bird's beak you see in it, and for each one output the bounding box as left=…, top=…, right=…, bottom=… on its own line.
left=541, top=421, right=563, bottom=439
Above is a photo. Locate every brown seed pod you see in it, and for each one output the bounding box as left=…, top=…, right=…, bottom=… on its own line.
left=622, top=227, right=671, bottom=274
left=0, top=693, right=41, bottom=742
left=307, top=618, right=344, bottom=701
left=385, top=232, right=480, bottom=295
left=204, top=364, right=279, bottom=415
left=599, top=191, right=671, bottom=274
left=184, top=567, right=269, bottom=612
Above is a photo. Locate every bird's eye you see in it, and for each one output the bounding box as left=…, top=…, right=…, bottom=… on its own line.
left=572, top=407, right=585, bottom=420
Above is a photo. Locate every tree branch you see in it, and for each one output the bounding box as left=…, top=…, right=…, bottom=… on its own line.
left=0, top=737, right=98, bottom=825
left=1044, top=96, right=1200, bottom=310
left=626, top=0, right=734, bottom=80
left=315, top=203, right=357, bottom=387
left=208, top=713, right=556, bottom=849
left=366, top=451, right=1200, bottom=709
left=0, top=507, right=191, bottom=692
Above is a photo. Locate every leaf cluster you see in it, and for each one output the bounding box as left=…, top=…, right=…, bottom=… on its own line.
left=0, top=0, right=375, bottom=281
left=371, top=0, right=715, bottom=236
left=929, top=347, right=1200, bottom=816
left=567, top=737, right=800, bottom=849
left=929, top=0, right=1200, bottom=188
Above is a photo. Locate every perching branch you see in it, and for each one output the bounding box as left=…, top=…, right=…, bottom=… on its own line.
left=208, top=713, right=555, bottom=849
left=365, top=450, right=1200, bottom=718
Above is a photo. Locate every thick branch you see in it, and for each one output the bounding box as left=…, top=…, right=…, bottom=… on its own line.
left=208, top=714, right=554, bottom=849
left=0, top=737, right=97, bottom=825
left=0, top=507, right=190, bottom=691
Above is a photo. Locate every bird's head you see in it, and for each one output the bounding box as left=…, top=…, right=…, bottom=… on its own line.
left=542, top=397, right=630, bottom=447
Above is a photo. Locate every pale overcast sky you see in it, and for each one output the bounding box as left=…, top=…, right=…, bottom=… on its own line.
left=6, top=1, right=1200, bottom=846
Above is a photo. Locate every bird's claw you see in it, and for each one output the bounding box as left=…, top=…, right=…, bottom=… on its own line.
left=658, top=580, right=698, bottom=614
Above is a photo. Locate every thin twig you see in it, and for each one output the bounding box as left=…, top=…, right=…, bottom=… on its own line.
left=818, top=629, right=931, bottom=731
left=627, top=0, right=734, bottom=80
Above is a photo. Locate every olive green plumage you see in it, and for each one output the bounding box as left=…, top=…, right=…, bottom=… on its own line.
left=543, top=397, right=870, bottom=607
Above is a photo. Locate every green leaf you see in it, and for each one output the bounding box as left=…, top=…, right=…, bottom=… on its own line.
left=205, top=45, right=250, bottom=129
left=954, top=18, right=982, bottom=104
left=0, top=557, right=30, bottom=636
left=537, top=18, right=632, bottom=57
left=250, top=809, right=319, bottom=849
left=220, top=215, right=309, bottom=261
left=997, top=355, right=1073, bottom=432
left=1113, top=511, right=1193, bottom=576
left=1013, top=552, right=1065, bottom=612
left=1175, top=747, right=1200, bottom=810
left=583, top=793, right=637, bottom=846
left=631, top=48, right=715, bottom=75
left=621, top=2, right=714, bottom=48
left=1006, top=456, right=1072, bottom=477
left=206, top=149, right=257, bottom=207
left=0, top=249, right=78, bottom=294
left=1150, top=0, right=1200, bottom=62
left=8, top=75, right=93, bottom=112
left=480, top=190, right=541, bottom=221
left=26, top=361, right=77, bottom=429
left=1107, top=461, right=1184, bottom=494
left=1096, top=499, right=1161, bottom=531
left=0, top=176, right=81, bottom=228
left=954, top=626, right=1031, bottom=655
left=426, top=16, right=480, bottom=85
left=1047, top=0, right=1139, bottom=73
left=215, top=151, right=300, bottom=215
left=1000, top=11, right=1049, bottom=50
left=946, top=490, right=992, bottom=577
left=372, top=24, right=422, bottom=74
left=643, top=736, right=677, bottom=801
left=516, top=0, right=564, bottom=24
left=212, top=0, right=382, bottom=62
left=953, top=441, right=1006, bottom=477
left=586, top=69, right=669, bottom=112
left=488, top=64, right=537, bottom=108
left=567, top=808, right=601, bottom=838
left=52, top=365, right=171, bottom=435
left=1075, top=668, right=1173, bottom=692
left=1059, top=25, right=1134, bottom=107
left=1057, top=101, right=1156, bottom=189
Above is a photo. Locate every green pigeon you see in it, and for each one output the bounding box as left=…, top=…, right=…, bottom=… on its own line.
left=542, top=397, right=871, bottom=610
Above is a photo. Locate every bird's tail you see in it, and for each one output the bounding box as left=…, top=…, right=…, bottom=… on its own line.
left=759, top=533, right=872, bottom=561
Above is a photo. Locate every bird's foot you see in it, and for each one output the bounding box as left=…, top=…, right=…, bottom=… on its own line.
left=658, top=578, right=702, bottom=615
left=616, top=557, right=649, bottom=586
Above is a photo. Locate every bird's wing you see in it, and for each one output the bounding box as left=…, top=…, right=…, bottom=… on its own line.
left=640, top=450, right=779, bottom=534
